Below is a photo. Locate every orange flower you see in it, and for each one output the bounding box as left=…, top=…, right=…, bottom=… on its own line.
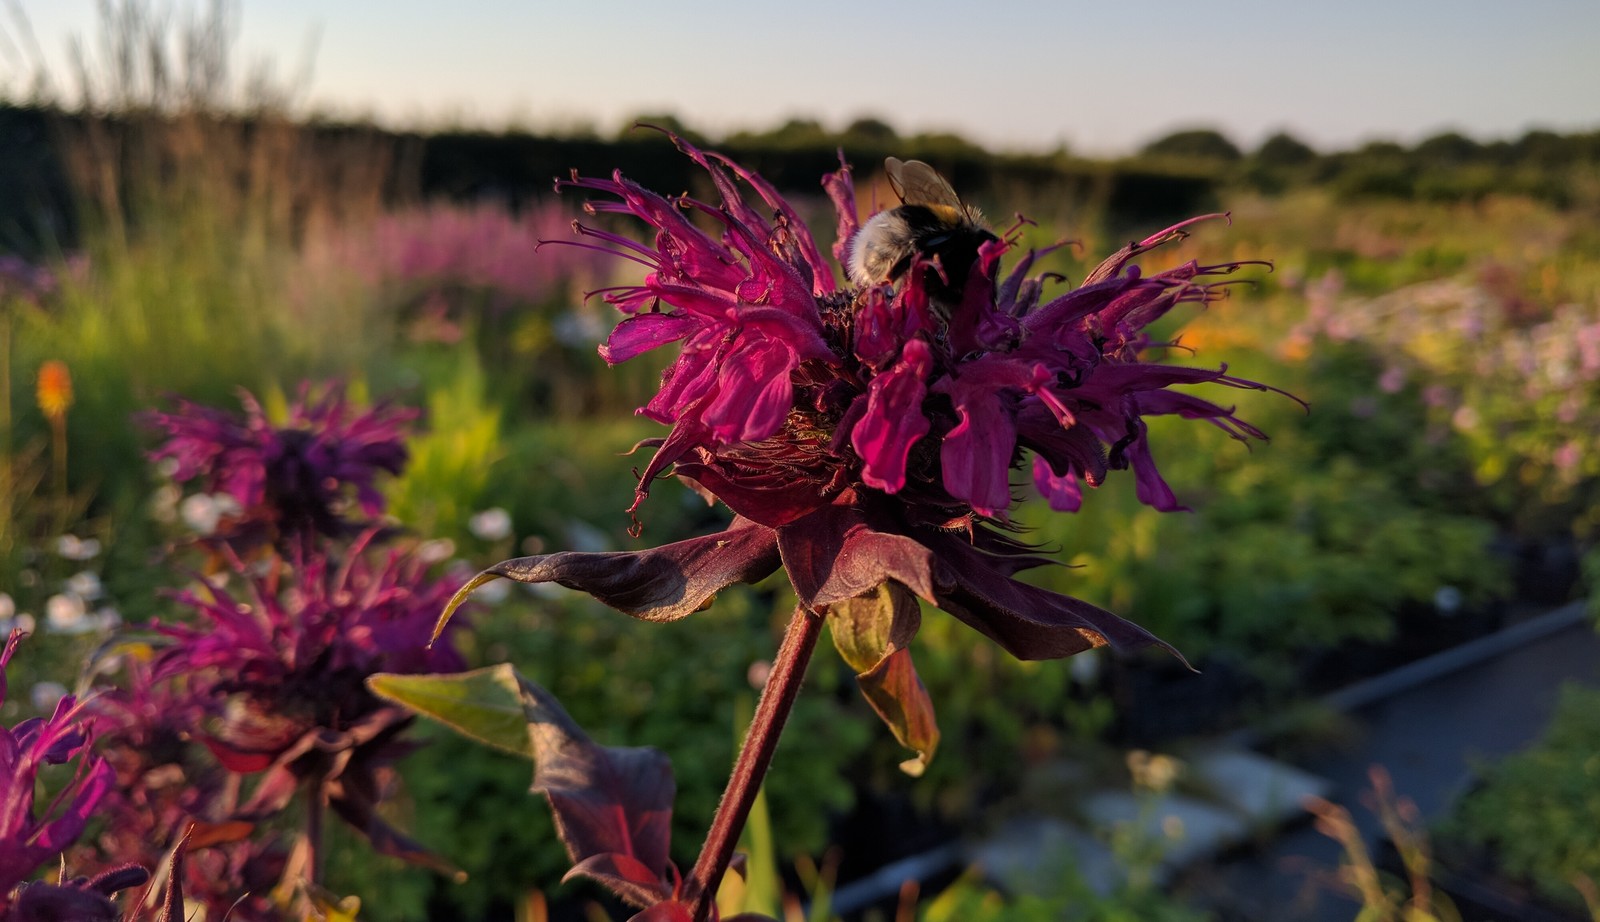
left=36, top=360, right=73, bottom=421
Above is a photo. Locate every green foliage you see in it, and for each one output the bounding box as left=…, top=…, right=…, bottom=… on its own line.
left=1255, top=132, right=1319, bottom=167
left=1446, top=685, right=1600, bottom=908
left=1140, top=128, right=1243, bottom=164
left=382, top=349, right=504, bottom=543
left=1016, top=411, right=1506, bottom=689
left=1586, top=546, right=1600, bottom=623
left=917, top=873, right=1208, bottom=922
left=368, top=665, right=533, bottom=758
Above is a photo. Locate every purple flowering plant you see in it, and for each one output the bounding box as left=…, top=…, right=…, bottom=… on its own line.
left=377, top=133, right=1293, bottom=922
left=51, top=384, right=470, bottom=918
left=148, top=537, right=467, bottom=866
left=75, top=539, right=468, bottom=920
left=1, top=630, right=115, bottom=905
left=0, top=631, right=187, bottom=922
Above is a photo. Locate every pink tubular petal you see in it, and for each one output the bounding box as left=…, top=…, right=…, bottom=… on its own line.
left=1121, top=432, right=1187, bottom=512
left=822, top=156, right=859, bottom=268
left=702, top=338, right=798, bottom=444
left=851, top=340, right=933, bottom=493
left=32, top=757, right=113, bottom=854
left=1083, top=213, right=1230, bottom=286
left=0, top=629, right=19, bottom=702
left=1031, top=456, right=1083, bottom=512
left=851, top=286, right=901, bottom=370
left=600, top=313, right=699, bottom=365
left=643, top=339, right=722, bottom=425
left=938, top=396, right=1016, bottom=518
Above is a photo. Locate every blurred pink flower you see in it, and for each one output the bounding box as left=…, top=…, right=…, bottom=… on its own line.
left=145, top=384, right=415, bottom=548
left=0, top=632, right=116, bottom=904
left=313, top=201, right=611, bottom=310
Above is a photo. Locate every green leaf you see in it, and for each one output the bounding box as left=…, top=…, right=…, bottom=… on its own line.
left=367, top=665, right=532, bottom=758
left=827, top=582, right=940, bottom=776
left=828, top=582, right=917, bottom=674
left=431, top=571, right=504, bottom=646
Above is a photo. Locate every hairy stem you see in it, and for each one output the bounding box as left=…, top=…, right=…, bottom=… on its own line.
left=684, top=604, right=823, bottom=921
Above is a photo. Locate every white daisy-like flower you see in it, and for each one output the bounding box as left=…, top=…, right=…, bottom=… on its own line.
left=469, top=507, right=514, bottom=542
left=46, top=593, right=92, bottom=634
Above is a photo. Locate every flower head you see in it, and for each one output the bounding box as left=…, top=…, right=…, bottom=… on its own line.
left=443, top=136, right=1293, bottom=770
left=558, top=139, right=1280, bottom=528
left=143, top=537, right=466, bottom=877
left=35, top=361, right=72, bottom=422
left=144, top=383, right=416, bottom=547
left=153, top=537, right=465, bottom=768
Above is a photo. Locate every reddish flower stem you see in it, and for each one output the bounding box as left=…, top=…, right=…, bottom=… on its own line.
left=684, top=604, right=823, bottom=921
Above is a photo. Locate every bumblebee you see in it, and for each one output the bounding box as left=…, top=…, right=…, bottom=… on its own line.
left=846, top=157, right=998, bottom=318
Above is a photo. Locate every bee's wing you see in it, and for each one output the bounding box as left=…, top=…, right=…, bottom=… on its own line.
left=885, top=157, right=962, bottom=208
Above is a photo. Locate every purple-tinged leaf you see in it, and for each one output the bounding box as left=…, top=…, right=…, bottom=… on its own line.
left=629, top=902, right=693, bottom=922
left=566, top=852, right=672, bottom=909
left=433, top=519, right=782, bottom=643
left=922, top=530, right=1185, bottom=664
left=626, top=901, right=778, bottom=922
left=519, top=673, right=676, bottom=907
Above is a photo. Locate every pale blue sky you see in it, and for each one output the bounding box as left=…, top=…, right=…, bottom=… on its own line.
left=7, top=0, right=1598, bottom=155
